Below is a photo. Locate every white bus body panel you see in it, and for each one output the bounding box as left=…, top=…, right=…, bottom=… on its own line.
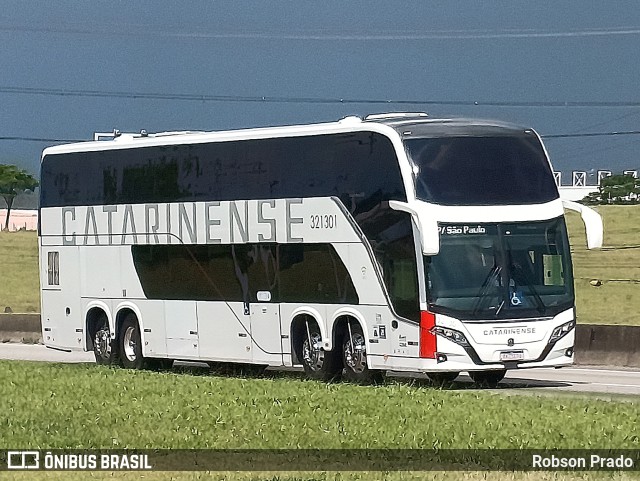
left=196, top=302, right=252, bottom=363
left=164, top=301, right=199, bottom=359
left=248, top=303, right=283, bottom=365
left=40, top=245, right=83, bottom=350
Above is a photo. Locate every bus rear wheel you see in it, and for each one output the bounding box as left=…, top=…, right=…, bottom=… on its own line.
left=469, top=369, right=506, bottom=387
left=118, top=314, right=147, bottom=370
left=299, top=320, right=342, bottom=381
left=92, top=314, right=118, bottom=365
left=342, top=322, right=383, bottom=384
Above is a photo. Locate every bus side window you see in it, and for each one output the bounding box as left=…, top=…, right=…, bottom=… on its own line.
left=277, top=244, right=358, bottom=304
left=543, top=254, right=564, bottom=286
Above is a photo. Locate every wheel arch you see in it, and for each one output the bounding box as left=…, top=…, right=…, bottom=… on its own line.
left=331, top=308, right=369, bottom=352
left=290, top=310, right=324, bottom=365
left=114, top=302, right=145, bottom=349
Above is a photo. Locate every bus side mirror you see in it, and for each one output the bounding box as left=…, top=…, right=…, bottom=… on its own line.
left=388, top=201, right=440, bottom=255
left=420, top=217, right=440, bottom=255
left=561, top=200, right=603, bottom=250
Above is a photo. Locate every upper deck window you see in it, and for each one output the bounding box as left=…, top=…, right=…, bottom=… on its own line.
left=405, top=134, right=558, bottom=205
left=40, top=132, right=406, bottom=214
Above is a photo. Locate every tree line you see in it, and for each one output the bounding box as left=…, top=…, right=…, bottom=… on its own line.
left=582, top=174, right=640, bottom=205
left=0, top=164, right=39, bottom=231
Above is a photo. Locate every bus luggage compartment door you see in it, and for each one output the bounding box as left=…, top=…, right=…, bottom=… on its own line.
left=249, top=300, right=283, bottom=365
left=164, top=300, right=199, bottom=359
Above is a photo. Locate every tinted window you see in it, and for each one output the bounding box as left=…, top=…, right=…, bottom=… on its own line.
left=426, top=218, right=574, bottom=320
left=41, top=132, right=406, bottom=218
left=132, top=245, right=242, bottom=301
left=132, top=243, right=358, bottom=305
left=405, top=135, right=558, bottom=205
left=278, top=244, right=358, bottom=304
left=359, top=209, right=420, bottom=321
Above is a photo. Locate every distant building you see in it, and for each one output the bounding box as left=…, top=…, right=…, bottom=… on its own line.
left=556, top=169, right=637, bottom=201
left=0, top=209, right=38, bottom=231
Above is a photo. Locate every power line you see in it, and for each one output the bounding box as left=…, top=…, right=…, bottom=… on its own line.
left=3, top=85, right=640, bottom=109
left=543, top=131, right=640, bottom=139
left=568, top=110, right=640, bottom=134
left=3, top=24, right=640, bottom=41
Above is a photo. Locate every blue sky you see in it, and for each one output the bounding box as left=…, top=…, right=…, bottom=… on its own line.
left=1, top=0, right=640, bottom=184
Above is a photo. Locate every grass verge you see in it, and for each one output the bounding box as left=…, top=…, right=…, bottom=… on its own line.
left=0, top=361, right=638, bottom=481
left=565, top=205, right=640, bottom=325
left=0, top=230, right=39, bottom=313
left=0, top=362, right=636, bottom=450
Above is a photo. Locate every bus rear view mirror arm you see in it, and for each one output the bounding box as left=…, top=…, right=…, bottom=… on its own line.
left=561, top=199, right=603, bottom=250
left=388, top=200, right=440, bottom=255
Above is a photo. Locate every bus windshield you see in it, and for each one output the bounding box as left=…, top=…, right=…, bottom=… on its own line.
left=425, top=217, right=574, bottom=320
left=405, top=134, right=559, bottom=205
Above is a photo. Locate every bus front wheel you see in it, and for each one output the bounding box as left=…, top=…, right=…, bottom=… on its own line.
left=469, top=369, right=506, bottom=387
left=427, top=371, right=460, bottom=385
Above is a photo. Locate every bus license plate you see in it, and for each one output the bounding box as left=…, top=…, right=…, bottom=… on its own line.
left=500, top=350, right=525, bottom=361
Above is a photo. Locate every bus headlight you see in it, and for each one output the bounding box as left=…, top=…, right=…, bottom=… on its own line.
left=430, top=326, right=470, bottom=347
left=549, top=320, right=576, bottom=343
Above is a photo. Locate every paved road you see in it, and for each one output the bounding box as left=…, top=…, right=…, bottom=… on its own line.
left=1, top=343, right=639, bottom=397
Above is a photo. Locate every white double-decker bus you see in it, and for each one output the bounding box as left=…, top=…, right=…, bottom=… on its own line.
left=38, top=113, right=602, bottom=385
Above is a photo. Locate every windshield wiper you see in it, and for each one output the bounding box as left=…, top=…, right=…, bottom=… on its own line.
left=471, top=264, right=502, bottom=316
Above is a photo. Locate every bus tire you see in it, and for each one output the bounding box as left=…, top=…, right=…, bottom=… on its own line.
left=342, top=322, right=383, bottom=384
left=92, top=313, right=118, bottom=366
left=299, top=321, right=342, bottom=381
left=427, top=371, right=460, bottom=386
left=469, top=369, right=506, bottom=387
left=118, top=314, right=146, bottom=370
left=146, top=359, right=173, bottom=371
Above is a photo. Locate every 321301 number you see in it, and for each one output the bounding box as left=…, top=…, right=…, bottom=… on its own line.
left=310, top=214, right=337, bottom=229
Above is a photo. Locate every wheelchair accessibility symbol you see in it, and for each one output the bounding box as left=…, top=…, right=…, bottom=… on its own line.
left=510, top=291, right=523, bottom=306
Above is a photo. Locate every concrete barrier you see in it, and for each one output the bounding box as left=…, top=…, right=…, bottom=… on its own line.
left=0, top=314, right=638, bottom=368
left=574, top=324, right=640, bottom=368
left=0, top=313, right=42, bottom=343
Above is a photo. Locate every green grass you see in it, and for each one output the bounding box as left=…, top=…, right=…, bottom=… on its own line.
left=0, top=362, right=639, bottom=480
left=0, top=205, right=638, bottom=324
left=565, top=205, right=640, bottom=325
left=0, top=230, right=39, bottom=313
left=1, top=362, right=638, bottom=449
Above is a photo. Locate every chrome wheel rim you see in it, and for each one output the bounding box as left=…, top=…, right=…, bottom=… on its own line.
left=302, top=332, right=324, bottom=371
left=94, top=328, right=111, bottom=359
left=344, top=332, right=367, bottom=373
left=123, top=326, right=137, bottom=362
